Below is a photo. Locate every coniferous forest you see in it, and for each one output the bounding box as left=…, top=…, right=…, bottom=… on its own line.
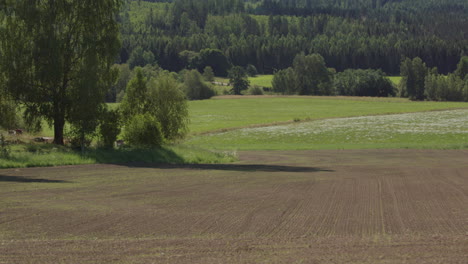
left=118, top=0, right=468, bottom=76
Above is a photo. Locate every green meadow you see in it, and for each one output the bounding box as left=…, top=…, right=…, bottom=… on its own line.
left=388, top=76, right=402, bottom=86
left=187, top=108, right=468, bottom=150
left=188, top=96, right=468, bottom=133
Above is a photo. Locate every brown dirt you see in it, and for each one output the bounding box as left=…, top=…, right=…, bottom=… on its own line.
left=0, top=150, right=467, bottom=263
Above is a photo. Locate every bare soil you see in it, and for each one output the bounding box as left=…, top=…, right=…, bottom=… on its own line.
left=0, top=150, right=467, bottom=263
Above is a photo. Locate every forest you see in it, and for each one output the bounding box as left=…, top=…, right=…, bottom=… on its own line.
left=118, top=0, right=468, bottom=75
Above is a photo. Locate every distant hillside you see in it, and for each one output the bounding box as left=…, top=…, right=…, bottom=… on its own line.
left=120, top=0, right=468, bottom=74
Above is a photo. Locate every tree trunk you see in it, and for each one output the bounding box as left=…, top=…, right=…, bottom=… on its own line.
left=53, top=111, right=65, bottom=145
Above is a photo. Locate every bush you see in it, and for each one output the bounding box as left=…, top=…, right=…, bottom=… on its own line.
left=246, top=64, right=258, bottom=77
left=333, top=69, right=395, bottom=97
left=147, top=74, right=189, bottom=141
left=228, top=66, right=250, bottom=95
left=425, top=73, right=467, bottom=102
left=123, top=114, right=164, bottom=148
left=272, top=67, right=297, bottom=94
left=203, top=66, right=215, bottom=82
left=99, top=109, right=122, bottom=148
left=183, top=70, right=216, bottom=100
left=247, top=85, right=264, bottom=95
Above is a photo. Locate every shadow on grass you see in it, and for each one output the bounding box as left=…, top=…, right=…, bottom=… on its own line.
left=0, top=175, right=69, bottom=183
left=87, top=147, right=185, bottom=164
left=126, top=163, right=333, bottom=173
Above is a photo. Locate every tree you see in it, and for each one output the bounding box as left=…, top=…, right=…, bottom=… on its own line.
left=199, top=49, right=231, bottom=77
left=272, top=67, right=297, bottom=94
left=455, top=56, right=468, bottom=79
left=68, top=53, right=118, bottom=152
left=246, top=64, right=258, bottom=77
left=99, top=108, right=122, bottom=149
left=128, top=47, right=156, bottom=69
left=203, top=66, right=215, bottom=82
left=0, top=72, right=17, bottom=130
left=183, top=70, right=215, bottom=100
left=0, top=0, right=121, bottom=145
left=0, top=92, right=17, bottom=130
left=146, top=74, right=189, bottom=141
left=120, top=68, right=148, bottom=118
left=110, top=64, right=132, bottom=103
left=123, top=113, right=164, bottom=148
left=121, top=71, right=189, bottom=143
left=400, top=57, right=428, bottom=100
left=292, top=53, right=334, bottom=95
left=333, top=69, right=395, bottom=97
left=229, top=66, right=250, bottom=95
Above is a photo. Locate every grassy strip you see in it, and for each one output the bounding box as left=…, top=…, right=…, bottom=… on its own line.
left=0, top=144, right=237, bottom=169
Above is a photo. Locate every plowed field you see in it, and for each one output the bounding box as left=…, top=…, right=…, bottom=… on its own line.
left=1, top=150, right=467, bottom=263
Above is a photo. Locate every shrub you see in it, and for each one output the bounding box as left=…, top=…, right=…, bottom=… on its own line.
left=247, top=85, right=264, bottom=95
left=123, top=114, right=164, bottom=148
left=228, top=66, right=250, bottom=95
left=203, top=66, right=215, bottom=82
left=183, top=70, right=216, bottom=100
left=246, top=64, right=258, bottom=77
left=147, top=74, right=189, bottom=141
left=272, top=67, right=297, bottom=94
left=333, top=69, right=395, bottom=97
left=424, top=73, right=467, bottom=102
left=99, top=109, right=122, bottom=148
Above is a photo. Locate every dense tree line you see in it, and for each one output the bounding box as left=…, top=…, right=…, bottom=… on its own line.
left=401, top=56, right=468, bottom=102
left=272, top=53, right=394, bottom=97
left=118, top=0, right=467, bottom=76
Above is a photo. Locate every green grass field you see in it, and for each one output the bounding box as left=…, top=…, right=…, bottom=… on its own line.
left=388, top=76, right=402, bottom=86
left=187, top=108, right=468, bottom=150
left=188, top=96, right=468, bottom=134
left=249, top=75, right=273, bottom=87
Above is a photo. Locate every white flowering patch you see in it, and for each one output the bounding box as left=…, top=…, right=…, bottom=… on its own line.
left=188, top=109, right=468, bottom=148
left=238, top=109, right=468, bottom=136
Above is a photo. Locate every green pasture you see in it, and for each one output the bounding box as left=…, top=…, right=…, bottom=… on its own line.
left=388, top=76, right=402, bottom=86
left=188, top=96, right=468, bottom=134
left=249, top=75, right=274, bottom=87
left=186, top=109, right=468, bottom=150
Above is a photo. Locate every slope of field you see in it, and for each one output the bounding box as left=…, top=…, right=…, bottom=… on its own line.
left=0, top=150, right=467, bottom=263
left=189, top=96, right=468, bottom=134
left=187, top=109, right=468, bottom=150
